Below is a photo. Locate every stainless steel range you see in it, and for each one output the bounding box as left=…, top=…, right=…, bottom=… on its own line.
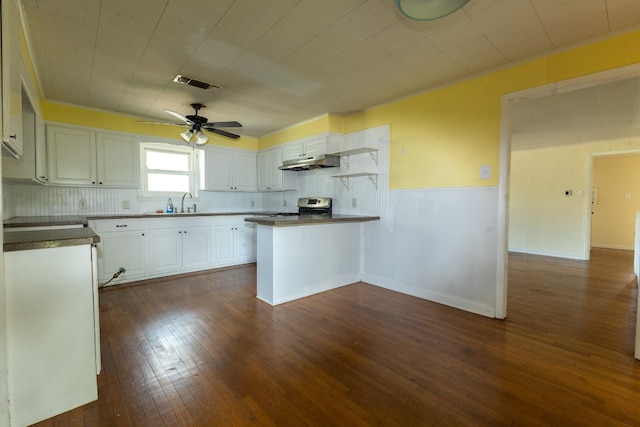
left=270, top=197, right=332, bottom=217
left=297, top=197, right=332, bottom=215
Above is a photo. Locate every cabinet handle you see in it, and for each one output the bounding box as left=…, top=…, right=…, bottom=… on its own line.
left=9, top=134, right=16, bottom=139
left=116, top=224, right=127, bottom=228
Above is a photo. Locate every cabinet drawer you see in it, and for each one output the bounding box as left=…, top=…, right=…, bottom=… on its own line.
left=145, top=216, right=211, bottom=230
left=93, top=218, right=146, bottom=233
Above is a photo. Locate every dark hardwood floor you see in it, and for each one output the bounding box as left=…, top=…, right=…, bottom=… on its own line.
left=33, top=249, right=639, bottom=426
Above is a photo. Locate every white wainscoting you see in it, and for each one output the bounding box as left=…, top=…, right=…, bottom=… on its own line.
left=361, top=186, right=499, bottom=318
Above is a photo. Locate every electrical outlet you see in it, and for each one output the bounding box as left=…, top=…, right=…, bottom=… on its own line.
left=352, top=198, right=357, bottom=208
left=122, top=200, right=130, bottom=210
left=250, top=200, right=255, bottom=207
left=283, top=200, right=288, bottom=207
left=79, top=198, right=87, bottom=210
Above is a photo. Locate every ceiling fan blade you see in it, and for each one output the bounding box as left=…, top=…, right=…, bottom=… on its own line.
left=138, top=120, right=188, bottom=127
left=207, top=121, right=242, bottom=128
left=164, top=109, right=194, bottom=126
left=208, top=128, right=241, bottom=140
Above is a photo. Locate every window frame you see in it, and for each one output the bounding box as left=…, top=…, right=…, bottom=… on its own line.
left=139, top=142, right=201, bottom=198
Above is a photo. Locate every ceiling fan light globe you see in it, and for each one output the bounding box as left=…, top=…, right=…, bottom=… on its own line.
left=180, top=129, right=194, bottom=142
left=395, top=0, right=469, bottom=20
left=195, top=130, right=209, bottom=145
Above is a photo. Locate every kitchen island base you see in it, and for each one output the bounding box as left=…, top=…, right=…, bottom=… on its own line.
left=256, top=222, right=363, bottom=305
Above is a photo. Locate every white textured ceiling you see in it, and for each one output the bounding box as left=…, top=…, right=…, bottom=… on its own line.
left=511, top=77, right=640, bottom=151
left=21, top=0, right=640, bottom=139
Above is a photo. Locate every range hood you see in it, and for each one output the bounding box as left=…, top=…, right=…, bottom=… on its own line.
left=278, top=154, right=340, bottom=171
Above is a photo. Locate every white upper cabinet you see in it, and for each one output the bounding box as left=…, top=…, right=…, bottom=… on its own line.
left=2, top=72, right=46, bottom=182
left=96, top=133, right=139, bottom=187
left=281, top=134, right=328, bottom=161
left=46, top=125, right=139, bottom=187
left=1, top=0, right=23, bottom=157
left=257, top=146, right=284, bottom=191
left=47, top=126, right=96, bottom=185
left=204, top=146, right=256, bottom=191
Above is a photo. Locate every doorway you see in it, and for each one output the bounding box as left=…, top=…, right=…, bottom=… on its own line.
left=497, top=63, right=640, bottom=358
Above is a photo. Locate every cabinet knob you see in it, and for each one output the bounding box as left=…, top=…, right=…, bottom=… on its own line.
left=142, top=233, right=145, bottom=236
left=92, top=181, right=96, bottom=184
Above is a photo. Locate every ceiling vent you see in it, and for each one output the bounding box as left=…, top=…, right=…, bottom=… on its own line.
left=173, top=75, right=222, bottom=91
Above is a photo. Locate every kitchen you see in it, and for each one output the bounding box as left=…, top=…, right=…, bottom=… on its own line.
left=2, top=0, right=640, bottom=425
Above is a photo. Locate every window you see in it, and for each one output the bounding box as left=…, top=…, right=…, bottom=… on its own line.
left=140, top=143, right=200, bottom=197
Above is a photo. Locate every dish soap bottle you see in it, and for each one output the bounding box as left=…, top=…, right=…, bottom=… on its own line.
left=166, top=198, right=174, bottom=213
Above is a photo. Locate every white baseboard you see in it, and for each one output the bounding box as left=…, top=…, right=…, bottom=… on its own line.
left=508, top=248, right=587, bottom=260
left=590, top=243, right=634, bottom=251
left=361, top=274, right=496, bottom=318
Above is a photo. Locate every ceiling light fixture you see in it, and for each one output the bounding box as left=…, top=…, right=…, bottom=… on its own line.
left=195, top=130, right=209, bottom=145
left=180, top=129, right=194, bottom=143
left=395, top=0, right=469, bottom=21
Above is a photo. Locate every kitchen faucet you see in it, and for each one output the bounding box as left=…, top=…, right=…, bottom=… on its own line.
left=180, top=192, right=192, bottom=213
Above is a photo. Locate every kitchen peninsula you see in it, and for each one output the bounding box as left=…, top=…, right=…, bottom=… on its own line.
left=245, top=214, right=379, bottom=305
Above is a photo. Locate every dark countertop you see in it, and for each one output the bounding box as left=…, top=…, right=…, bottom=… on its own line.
left=3, top=215, right=89, bottom=228
left=4, top=227, right=100, bottom=252
left=245, top=214, right=380, bottom=227
left=3, top=212, right=276, bottom=229
left=87, top=211, right=268, bottom=221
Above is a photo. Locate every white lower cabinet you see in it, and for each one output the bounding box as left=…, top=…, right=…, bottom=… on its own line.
left=147, top=229, right=182, bottom=273
left=93, top=215, right=252, bottom=285
left=183, top=226, right=213, bottom=269
left=146, top=217, right=213, bottom=275
left=212, top=217, right=256, bottom=266
left=92, top=219, right=147, bottom=285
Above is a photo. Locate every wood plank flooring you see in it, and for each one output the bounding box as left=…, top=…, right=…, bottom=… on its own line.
left=33, top=248, right=639, bottom=426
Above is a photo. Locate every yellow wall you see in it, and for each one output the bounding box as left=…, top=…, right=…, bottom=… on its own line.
left=591, top=154, right=640, bottom=249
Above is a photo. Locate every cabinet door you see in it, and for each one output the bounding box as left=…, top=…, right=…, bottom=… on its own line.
left=96, top=133, right=139, bottom=187
left=258, top=147, right=284, bottom=191
left=1, top=0, right=22, bottom=157
left=282, top=141, right=303, bottom=161
left=235, top=223, right=256, bottom=263
left=233, top=150, right=257, bottom=191
left=257, top=150, right=270, bottom=191
left=97, top=232, right=147, bottom=284
left=205, top=147, right=233, bottom=190
left=47, top=126, right=97, bottom=185
left=147, top=229, right=182, bottom=273
left=303, top=138, right=326, bottom=157
left=182, top=227, right=212, bottom=269
left=212, top=225, right=234, bottom=266
left=268, top=148, right=284, bottom=190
